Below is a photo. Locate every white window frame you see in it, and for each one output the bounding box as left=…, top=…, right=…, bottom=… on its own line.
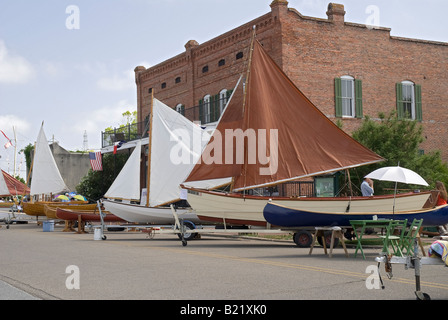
left=203, top=94, right=211, bottom=123
left=341, top=75, right=355, bottom=118
left=175, top=103, right=183, bottom=115
left=219, top=89, right=228, bottom=114
left=401, top=81, right=416, bottom=120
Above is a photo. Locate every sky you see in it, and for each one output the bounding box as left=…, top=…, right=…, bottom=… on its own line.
left=0, top=0, right=447, bottom=179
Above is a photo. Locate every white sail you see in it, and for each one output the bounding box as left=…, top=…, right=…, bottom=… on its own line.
left=104, top=140, right=142, bottom=201
left=104, top=98, right=231, bottom=209
left=149, top=99, right=230, bottom=206
left=30, top=125, right=69, bottom=196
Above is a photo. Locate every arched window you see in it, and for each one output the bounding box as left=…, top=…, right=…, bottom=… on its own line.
left=203, top=94, right=211, bottom=123
left=219, top=89, right=228, bottom=114
left=175, top=103, right=185, bottom=116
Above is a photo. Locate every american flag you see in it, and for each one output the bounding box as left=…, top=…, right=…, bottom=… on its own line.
left=89, top=151, right=103, bottom=171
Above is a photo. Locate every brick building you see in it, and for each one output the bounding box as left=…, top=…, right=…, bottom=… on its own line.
left=133, top=0, right=448, bottom=162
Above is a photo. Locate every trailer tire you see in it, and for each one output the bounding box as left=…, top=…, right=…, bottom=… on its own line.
left=293, top=231, right=313, bottom=248
left=177, top=221, right=197, bottom=241
left=317, top=231, right=339, bottom=248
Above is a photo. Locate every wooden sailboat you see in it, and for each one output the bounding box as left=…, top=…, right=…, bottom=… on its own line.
left=22, top=124, right=70, bottom=217
left=182, top=35, right=440, bottom=227
left=0, top=170, right=30, bottom=197
left=43, top=203, right=98, bottom=219
left=103, top=97, right=227, bottom=225
left=55, top=207, right=124, bottom=222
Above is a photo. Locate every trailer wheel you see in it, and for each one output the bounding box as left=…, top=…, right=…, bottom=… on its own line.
left=317, top=231, right=339, bottom=248
left=293, top=231, right=313, bottom=248
left=177, top=221, right=197, bottom=241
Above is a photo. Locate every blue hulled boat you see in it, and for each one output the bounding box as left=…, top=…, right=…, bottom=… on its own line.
left=263, top=202, right=448, bottom=228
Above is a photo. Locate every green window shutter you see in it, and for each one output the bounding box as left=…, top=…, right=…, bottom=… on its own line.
left=415, top=84, right=422, bottom=122
left=198, top=99, right=203, bottom=123
left=334, top=78, right=342, bottom=118
left=355, top=79, right=363, bottom=119
left=181, top=104, right=185, bottom=116
left=396, top=83, right=404, bottom=120
left=226, top=89, right=233, bottom=99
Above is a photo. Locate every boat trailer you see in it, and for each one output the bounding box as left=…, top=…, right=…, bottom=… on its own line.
left=375, top=238, right=446, bottom=300
left=95, top=202, right=293, bottom=246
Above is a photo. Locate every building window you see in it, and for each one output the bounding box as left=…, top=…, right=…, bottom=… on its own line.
left=219, top=89, right=228, bottom=114
left=202, top=95, right=211, bottom=123
left=334, top=76, right=363, bottom=118
left=218, top=59, right=226, bottom=67
left=161, top=82, right=166, bottom=89
left=236, top=52, right=244, bottom=60
left=175, top=103, right=185, bottom=116
left=202, top=65, right=209, bottom=73
left=175, top=77, right=181, bottom=84
left=341, top=76, right=355, bottom=117
left=396, top=81, right=422, bottom=121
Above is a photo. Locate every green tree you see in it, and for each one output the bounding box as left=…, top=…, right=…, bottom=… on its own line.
left=76, top=152, right=129, bottom=202
left=347, top=111, right=448, bottom=195
left=76, top=110, right=138, bottom=201
left=21, top=143, right=34, bottom=181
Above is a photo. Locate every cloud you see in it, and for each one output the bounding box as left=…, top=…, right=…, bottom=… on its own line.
left=97, top=69, right=135, bottom=91
left=0, top=115, right=31, bottom=136
left=96, top=61, right=151, bottom=91
left=0, top=40, right=35, bottom=84
left=69, top=99, right=136, bottom=150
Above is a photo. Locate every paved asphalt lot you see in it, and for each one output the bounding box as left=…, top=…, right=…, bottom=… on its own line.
left=1, top=210, right=447, bottom=310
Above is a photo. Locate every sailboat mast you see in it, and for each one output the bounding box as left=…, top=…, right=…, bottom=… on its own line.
left=146, top=88, right=154, bottom=207
left=241, top=26, right=257, bottom=194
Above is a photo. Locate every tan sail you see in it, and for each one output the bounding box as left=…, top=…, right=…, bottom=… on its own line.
left=185, top=40, right=384, bottom=191
left=179, top=37, right=437, bottom=227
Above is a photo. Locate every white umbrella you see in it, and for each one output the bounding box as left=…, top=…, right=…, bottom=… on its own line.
left=365, top=166, right=429, bottom=187
left=365, top=165, right=429, bottom=213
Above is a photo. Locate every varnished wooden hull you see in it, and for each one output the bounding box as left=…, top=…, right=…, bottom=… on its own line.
left=23, top=201, right=89, bottom=217
left=56, top=207, right=124, bottom=222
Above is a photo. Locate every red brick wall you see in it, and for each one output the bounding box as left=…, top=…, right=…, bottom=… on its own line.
left=280, top=6, right=448, bottom=160
left=135, top=1, right=448, bottom=161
